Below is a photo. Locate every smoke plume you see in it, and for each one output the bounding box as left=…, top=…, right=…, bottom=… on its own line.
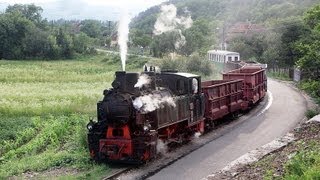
left=133, top=93, right=176, bottom=113
left=153, top=4, right=193, bottom=49
left=134, top=74, right=151, bottom=88
left=156, top=139, right=168, bottom=155
left=194, top=132, right=201, bottom=139
left=118, top=10, right=131, bottom=71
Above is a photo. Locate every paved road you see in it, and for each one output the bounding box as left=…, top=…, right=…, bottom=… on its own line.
left=148, top=79, right=307, bottom=180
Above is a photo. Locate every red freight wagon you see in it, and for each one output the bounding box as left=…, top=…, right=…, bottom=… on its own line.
left=222, top=67, right=267, bottom=104
left=201, top=80, right=248, bottom=122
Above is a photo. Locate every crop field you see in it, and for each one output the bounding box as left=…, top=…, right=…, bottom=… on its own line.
left=0, top=52, right=221, bottom=178
left=0, top=53, right=148, bottom=179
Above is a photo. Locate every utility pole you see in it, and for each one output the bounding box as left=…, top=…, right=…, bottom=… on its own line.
left=222, top=23, right=226, bottom=50
left=108, top=21, right=111, bottom=36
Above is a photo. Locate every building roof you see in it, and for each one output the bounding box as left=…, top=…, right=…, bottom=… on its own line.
left=207, top=50, right=239, bottom=56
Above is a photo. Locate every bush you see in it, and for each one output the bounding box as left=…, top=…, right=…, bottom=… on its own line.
left=299, top=80, right=320, bottom=106
left=305, top=109, right=319, bottom=119
left=284, top=148, right=320, bottom=179
left=300, top=80, right=320, bottom=98
left=160, top=54, right=213, bottom=76
left=160, top=57, right=186, bottom=72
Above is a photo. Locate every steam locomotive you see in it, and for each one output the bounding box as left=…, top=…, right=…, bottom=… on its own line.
left=87, top=66, right=267, bottom=163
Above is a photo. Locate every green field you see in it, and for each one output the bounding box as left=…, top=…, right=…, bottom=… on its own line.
left=0, top=52, right=222, bottom=178
left=0, top=53, right=149, bottom=179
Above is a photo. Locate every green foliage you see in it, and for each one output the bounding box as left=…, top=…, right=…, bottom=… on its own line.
left=305, top=109, right=319, bottom=119
left=186, top=54, right=213, bottom=76
left=299, top=80, right=320, bottom=105
left=293, top=5, right=320, bottom=80
left=304, top=4, right=320, bottom=30
left=180, top=19, right=215, bottom=56
left=278, top=18, right=309, bottom=67
left=73, top=32, right=95, bottom=54
left=0, top=11, right=34, bottom=59
left=5, top=4, right=44, bottom=27
left=0, top=53, right=147, bottom=178
left=284, top=146, right=320, bottom=179
left=160, top=58, right=186, bottom=72
left=151, top=31, right=180, bottom=57
left=131, top=29, right=152, bottom=48
left=160, top=54, right=213, bottom=76
left=299, top=80, right=320, bottom=97
left=0, top=4, right=111, bottom=60
left=230, top=33, right=267, bottom=61
left=80, top=20, right=102, bottom=38
left=56, top=28, right=74, bottom=58
left=130, top=0, right=319, bottom=60
left=130, top=6, right=159, bottom=34
left=264, top=169, right=275, bottom=180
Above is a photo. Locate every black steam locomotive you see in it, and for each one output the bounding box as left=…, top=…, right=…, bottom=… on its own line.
left=87, top=67, right=205, bottom=163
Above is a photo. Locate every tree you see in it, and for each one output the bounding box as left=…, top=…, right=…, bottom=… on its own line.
left=180, top=19, right=213, bottom=56
left=6, top=4, right=45, bottom=28
left=56, top=28, right=74, bottom=58
left=24, top=28, right=50, bottom=58
left=44, top=35, right=60, bottom=59
left=229, top=34, right=267, bottom=62
left=304, top=4, right=320, bottom=30
left=73, top=32, right=93, bottom=53
left=151, top=31, right=180, bottom=57
left=131, top=29, right=152, bottom=48
left=80, top=20, right=102, bottom=38
left=0, top=12, right=34, bottom=59
left=277, top=18, right=309, bottom=67
left=296, top=5, right=320, bottom=79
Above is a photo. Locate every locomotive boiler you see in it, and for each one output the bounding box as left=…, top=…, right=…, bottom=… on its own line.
left=87, top=68, right=205, bottom=163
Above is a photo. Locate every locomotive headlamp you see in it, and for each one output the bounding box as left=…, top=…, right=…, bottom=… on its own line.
left=143, top=122, right=152, bottom=132
left=143, top=125, right=149, bottom=131
left=87, top=120, right=94, bottom=131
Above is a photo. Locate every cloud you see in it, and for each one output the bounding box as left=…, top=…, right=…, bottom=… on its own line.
left=83, top=0, right=167, bottom=8
left=0, top=0, right=168, bottom=20
left=0, top=0, right=57, bottom=4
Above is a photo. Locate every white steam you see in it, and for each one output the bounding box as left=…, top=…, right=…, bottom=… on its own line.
left=134, top=74, right=151, bottom=88
left=153, top=4, right=193, bottom=35
left=118, top=10, right=131, bottom=71
left=192, top=78, right=199, bottom=93
left=156, top=139, right=168, bottom=155
left=133, top=94, right=176, bottom=113
left=194, top=132, right=201, bottom=139
left=153, top=4, right=193, bottom=49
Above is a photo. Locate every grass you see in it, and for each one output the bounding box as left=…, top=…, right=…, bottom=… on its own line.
left=299, top=80, right=320, bottom=106
left=0, top=52, right=149, bottom=178
left=284, top=140, right=320, bottom=179
left=305, top=109, right=320, bottom=119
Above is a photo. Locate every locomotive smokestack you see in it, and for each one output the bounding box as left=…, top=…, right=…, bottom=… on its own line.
left=112, top=71, right=126, bottom=91
left=112, top=71, right=139, bottom=94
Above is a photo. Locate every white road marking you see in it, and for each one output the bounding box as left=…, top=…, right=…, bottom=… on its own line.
left=256, top=90, right=273, bottom=117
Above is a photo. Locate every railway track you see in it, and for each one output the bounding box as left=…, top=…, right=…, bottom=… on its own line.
left=102, top=167, right=132, bottom=180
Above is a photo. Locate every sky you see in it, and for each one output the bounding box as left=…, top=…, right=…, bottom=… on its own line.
left=0, top=0, right=168, bottom=20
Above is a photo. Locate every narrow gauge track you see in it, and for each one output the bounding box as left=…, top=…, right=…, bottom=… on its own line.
left=102, top=96, right=269, bottom=180
left=102, top=167, right=132, bottom=180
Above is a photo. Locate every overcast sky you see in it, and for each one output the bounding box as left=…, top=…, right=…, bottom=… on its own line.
left=0, top=0, right=168, bottom=20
